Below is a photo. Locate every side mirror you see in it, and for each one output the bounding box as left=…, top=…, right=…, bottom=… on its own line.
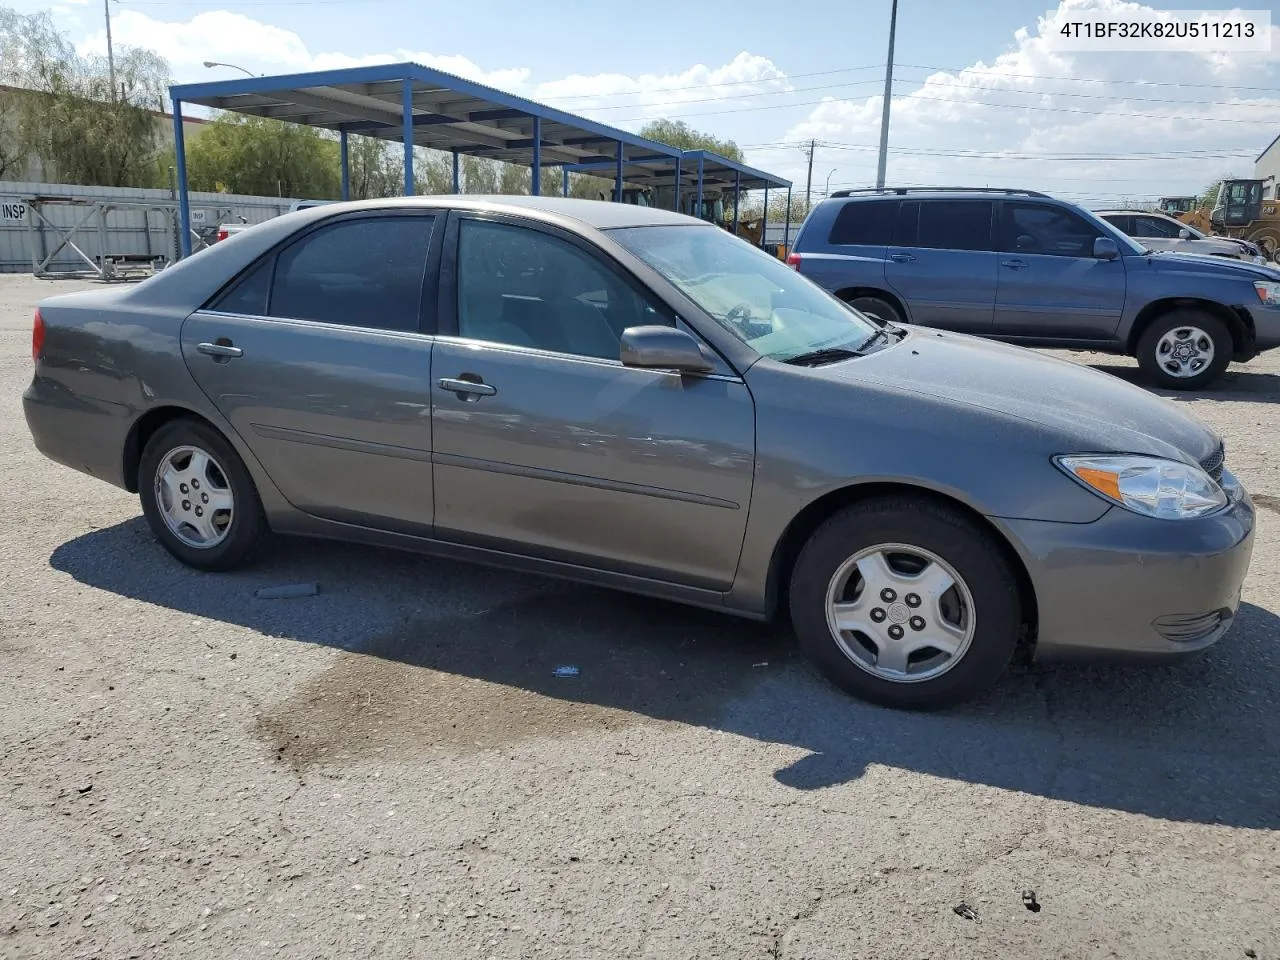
left=1178, top=228, right=1192, bottom=239
left=619, top=326, right=714, bottom=374
left=1093, top=237, right=1120, bottom=260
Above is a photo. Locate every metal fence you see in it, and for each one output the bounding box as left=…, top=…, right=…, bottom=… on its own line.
left=0, top=180, right=298, bottom=276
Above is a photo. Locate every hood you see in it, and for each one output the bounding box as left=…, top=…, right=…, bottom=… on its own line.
left=803, top=327, right=1221, bottom=465
left=1139, top=249, right=1280, bottom=281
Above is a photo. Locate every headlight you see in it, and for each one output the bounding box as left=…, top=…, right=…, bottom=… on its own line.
left=1055, top=454, right=1227, bottom=520
left=1255, top=280, right=1280, bottom=305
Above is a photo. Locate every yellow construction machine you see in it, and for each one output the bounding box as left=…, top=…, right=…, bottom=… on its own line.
left=1173, top=179, right=1280, bottom=262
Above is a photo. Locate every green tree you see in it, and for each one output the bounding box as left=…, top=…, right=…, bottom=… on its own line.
left=0, top=6, right=171, bottom=187
left=638, top=118, right=743, bottom=161
left=348, top=134, right=404, bottom=199
left=185, top=111, right=340, bottom=199
left=1197, top=175, right=1234, bottom=209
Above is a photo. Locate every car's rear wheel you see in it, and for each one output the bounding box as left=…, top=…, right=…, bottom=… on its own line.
left=788, top=496, right=1022, bottom=710
left=138, top=418, right=267, bottom=571
left=1135, top=310, right=1231, bottom=390
left=843, top=294, right=903, bottom=326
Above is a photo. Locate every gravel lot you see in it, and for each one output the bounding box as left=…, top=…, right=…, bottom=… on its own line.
left=2, top=271, right=1278, bottom=960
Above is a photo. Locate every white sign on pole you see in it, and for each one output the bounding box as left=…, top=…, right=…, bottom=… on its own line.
left=1, top=199, right=29, bottom=222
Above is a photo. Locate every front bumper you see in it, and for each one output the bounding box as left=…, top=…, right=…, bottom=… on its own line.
left=998, top=493, right=1256, bottom=662
left=1249, top=302, right=1280, bottom=352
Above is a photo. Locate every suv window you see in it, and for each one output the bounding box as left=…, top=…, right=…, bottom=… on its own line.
left=1130, top=215, right=1183, bottom=239
left=828, top=199, right=898, bottom=246
left=1099, top=214, right=1133, bottom=234
left=890, top=200, right=993, bottom=251
left=269, top=216, right=434, bottom=331
left=456, top=218, right=673, bottom=360
left=999, top=202, right=1102, bottom=257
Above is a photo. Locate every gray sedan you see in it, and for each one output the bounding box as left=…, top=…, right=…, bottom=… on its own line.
left=22, top=196, right=1257, bottom=709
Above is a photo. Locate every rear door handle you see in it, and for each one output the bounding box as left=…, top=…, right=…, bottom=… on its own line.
left=438, top=377, right=497, bottom=399
left=1001, top=259, right=1029, bottom=270
left=889, top=253, right=916, bottom=263
left=196, top=341, right=243, bottom=359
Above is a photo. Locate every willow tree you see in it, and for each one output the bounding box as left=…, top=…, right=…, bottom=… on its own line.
left=0, top=6, right=171, bottom=187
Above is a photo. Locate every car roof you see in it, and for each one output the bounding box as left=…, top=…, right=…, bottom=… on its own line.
left=303, top=194, right=703, bottom=230
left=1093, top=209, right=1169, bottom=216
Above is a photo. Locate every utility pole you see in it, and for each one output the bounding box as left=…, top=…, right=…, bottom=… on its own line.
left=875, top=0, right=899, bottom=189
left=804, top=138, right=815, bottom=210
left=104, top=0, right=116, bottom=101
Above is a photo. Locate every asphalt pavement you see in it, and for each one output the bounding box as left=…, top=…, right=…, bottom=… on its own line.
left=1, top=273, right=1277, bottom=960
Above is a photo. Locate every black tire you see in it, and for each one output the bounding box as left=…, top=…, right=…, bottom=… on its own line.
left=844, top=294, right=903, bottom=326
left=1135, top=309, right=1232, bottom=390
left=138, top=417, right=267, bottom=571
left=788, top=496, right=1022, bottom=711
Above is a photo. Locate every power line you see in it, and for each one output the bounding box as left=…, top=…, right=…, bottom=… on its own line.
left=614, top=88, right=1277, bottom=125
left=897, top=62, right=1280, bottom=95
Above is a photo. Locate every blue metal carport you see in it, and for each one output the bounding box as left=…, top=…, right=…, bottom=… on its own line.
left=167, top=61, right=731, bottom=258
left=561, top=149, right=793, bottom=249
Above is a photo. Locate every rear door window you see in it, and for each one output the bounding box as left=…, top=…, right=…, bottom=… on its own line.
left=268, top=215, right=435, bottom=332
left=915, top=200, right=994, bottom=252
left=827, top=199, right=898, bottom=246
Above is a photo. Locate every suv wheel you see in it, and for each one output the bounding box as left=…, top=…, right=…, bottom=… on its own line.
left=843, top=294, right=903, bottom=326
left=788, top=496, right=1022, bottom=710
left=1135, top=309, right=1231, bottom=390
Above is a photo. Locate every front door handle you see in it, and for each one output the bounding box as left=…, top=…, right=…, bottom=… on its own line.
left=438, top=376, right=497, bottom=400
left=889, top=252, right=916, bottom=263
left=1001, top=259, right=1030, bottom=270
left=196, top=341, right=243, bottom=359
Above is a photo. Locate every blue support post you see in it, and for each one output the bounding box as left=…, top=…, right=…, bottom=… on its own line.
left=339, top=130, right=350, bottom=201
left=452, top=149, right=460, bottom=193
left=531, top=117, right=542, bottom=196
left=673, top=155, right=681, bottom=213
left=733, top=170, right=741, bottom=233
left=402, top=80, right=414, bottom=195
left=172, top=98, right=191, bottom=259
left=615, top=141, right=624, bottom=202
left=784, top=186, right=793, bottom=254
left=762, top=186, right=769, bottom=248
left=695, top=154, right=704, bottom=219
left=562, top=168, right=569, bottom=197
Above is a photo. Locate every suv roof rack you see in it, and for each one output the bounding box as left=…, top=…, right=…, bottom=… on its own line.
left=828, top=186, right=1051, bottom=199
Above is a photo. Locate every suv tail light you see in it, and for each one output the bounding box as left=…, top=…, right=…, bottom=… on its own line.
left=786, top=252, right=802, bottom=270
left=32, top=307, right=44, bottom=363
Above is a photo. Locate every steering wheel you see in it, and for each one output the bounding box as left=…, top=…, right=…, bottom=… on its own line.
left=725, top=303, right=754, bottom=327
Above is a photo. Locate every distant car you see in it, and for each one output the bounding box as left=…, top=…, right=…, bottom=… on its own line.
left=1095, top=209, right=1265, bottom=264
left=23, top=196, right=1255, bottom=710
left=213, top=201, right=337, bottom=242
left=787, top=187, right=1280, bottom=389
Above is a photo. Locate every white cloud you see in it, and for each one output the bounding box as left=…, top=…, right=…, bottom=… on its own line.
left=762, top=0, right=1280, bottom=206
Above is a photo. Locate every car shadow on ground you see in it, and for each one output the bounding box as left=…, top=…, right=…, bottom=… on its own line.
left=51, top=519, right=1280, bottom=830
left=1084, top=361, right=1279, bottom=402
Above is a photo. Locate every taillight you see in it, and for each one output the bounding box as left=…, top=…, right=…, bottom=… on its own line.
left=786, top=252, right=802, bottom=270
left=216, top=228, right=228, bottom=242
left=32, top=308, right=44, bottom=363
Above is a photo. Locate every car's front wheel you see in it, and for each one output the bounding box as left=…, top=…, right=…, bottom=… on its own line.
left=788, top=496, right=1023, bottom=710
left=843, top=294, right=903, bottom=326
left=138, top=417, right=267, bottom=571
left=1135, top=310, right=1231, bottom=390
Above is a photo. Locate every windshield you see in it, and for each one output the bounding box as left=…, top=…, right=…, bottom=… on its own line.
left=607, top=224, right=881, bottom=362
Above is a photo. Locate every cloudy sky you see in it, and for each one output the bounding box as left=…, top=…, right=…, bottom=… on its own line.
left=10, top=0, right=1279, bottom=207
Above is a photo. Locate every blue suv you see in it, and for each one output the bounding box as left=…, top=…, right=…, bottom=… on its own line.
left=786, top=187, right=1280, bottom=389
